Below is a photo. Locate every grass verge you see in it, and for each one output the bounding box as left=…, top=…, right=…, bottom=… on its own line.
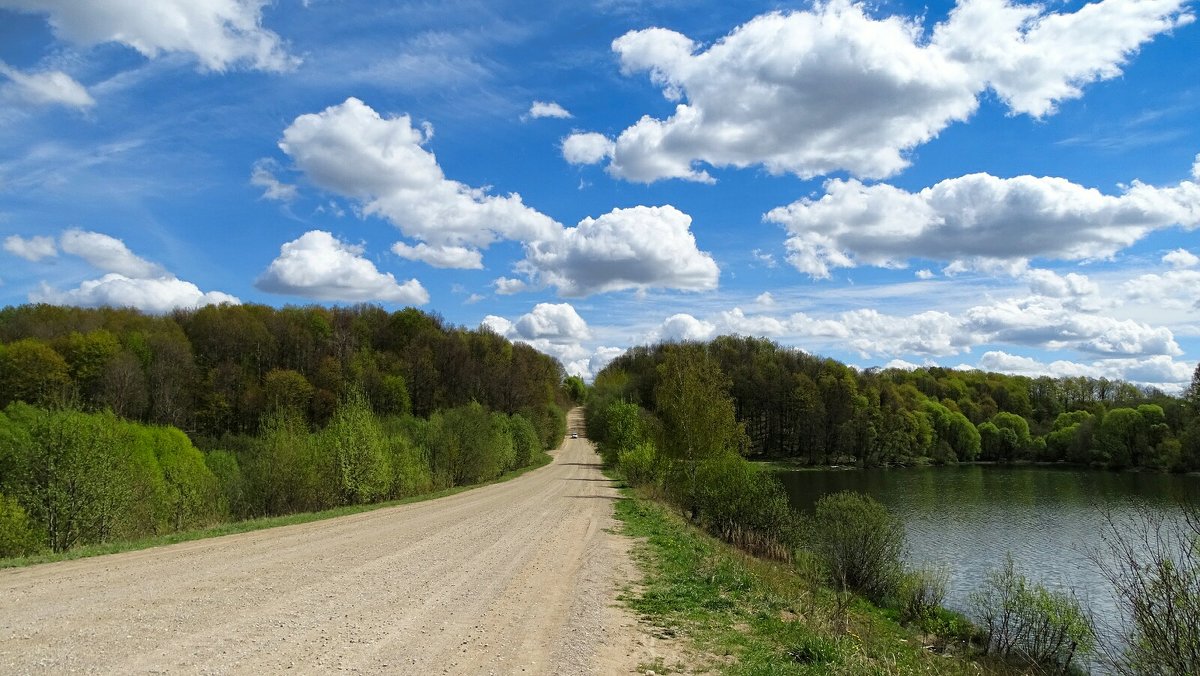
left=613, top=488, right=1015, bottom=675
left=1, top=451, right=554, bottom=570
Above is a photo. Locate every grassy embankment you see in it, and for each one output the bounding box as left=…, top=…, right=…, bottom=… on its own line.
left=613, top=486, right=1018, bottom=675
left=0, top=450, right=553, bottom=570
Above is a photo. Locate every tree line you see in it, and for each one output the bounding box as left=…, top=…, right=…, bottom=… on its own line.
left=0, top=303, right=572, bottom=558
left=595, top=335, right=1200, bottom=471
left=0, top=303, right=568, bottom=436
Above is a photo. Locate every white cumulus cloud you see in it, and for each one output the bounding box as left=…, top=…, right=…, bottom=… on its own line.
left=28, top=229, right=238, bottom=313
left=256, top=230, right=429, bottom=304
left=277, top=99, right=721, bottom=298
left=655, top=313, right=716, bottom=342
left=32, top=275, right=239, bottom=314
left=1163, top=248, right=1199, bottom=269
left=3, top=234, right=57, bottom=261
left=573, top=0, right=1191, bottom=183
left=60, top=229, right=165, bottom=278
left=562, top=132, right=615, bottom=165
left=482, top=302, right=616, bottom=379
left=0, top=0, right=298, bottom=72
left=765, top=161, right=1200, bottom=278
left=519, top=205, right=719, bottom=297
left=280, top=97, right=560, bottom=257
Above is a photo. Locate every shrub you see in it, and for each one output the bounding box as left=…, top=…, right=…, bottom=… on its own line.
left=0, top=492, right=44, bottom=558
left=618, top=441, right=660, bottom=488
left=508, top=414, right=541, bottom=469
left=898, top=565, right=949, bottom=623
left=970, top=553, right=1094, bottom=672
left=1091, top=505, right=1200, bottom=675
left=694, top=454, right=797, bottom=560
left=808, top=491, right=905, bottom=602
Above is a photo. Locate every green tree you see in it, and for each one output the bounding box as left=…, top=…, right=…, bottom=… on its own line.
left=262, top=368, right=315, bottom=414
left=324, top=389, right=391, bottom=505
left=1184, top=362, right=1200, bottom=415
left=0, top=339, right=71, bottom=407
left=654, top=344, right=744, bottom=519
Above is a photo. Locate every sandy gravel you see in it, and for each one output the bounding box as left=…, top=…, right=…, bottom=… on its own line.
left=0, top=409, right=687, bottom=674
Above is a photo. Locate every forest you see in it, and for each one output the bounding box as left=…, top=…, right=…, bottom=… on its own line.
left=592, top=335, right=1200, bottom=471
left=0, top=303, right=572, bottom=557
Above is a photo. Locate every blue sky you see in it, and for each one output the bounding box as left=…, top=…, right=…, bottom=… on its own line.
left=1, top=0, right=1198, bottom=388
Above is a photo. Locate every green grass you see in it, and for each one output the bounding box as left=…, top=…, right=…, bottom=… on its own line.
left=0, top=451, right=553, bottom=570
left=612, top=488, right=1018, bottom=675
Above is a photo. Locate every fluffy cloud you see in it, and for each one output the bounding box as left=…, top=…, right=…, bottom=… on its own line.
left=482, top=302, right=616, bottom=379
left=3, top=234, right=57, bottom=261
left=526, top=101, right=572, bottom=119
left=1163, top=248, right=1199, bottom=269
left=391, top=242, right=483, bottom=269
left=24, top=229, right=238, bottom=312
left=0, top=0, right=297, bottom=72
left=974, top=351, right=1193, bottom=392
left=0, top=61, right=92, bottom=108
left=278, top=99, right=721, bottom=297
left=765, top=160, right=1200, bottom=278
left=561, top=132, right=615, bottom=165
left=493, top=277, right=529, bottom=295
left=519, top=205, right=719, bottom=297
left=250, top=159, right=297, bottom=202
left=1122, top=270, right=1200, bottom=311
left=255, top=230, right=429, bottom=304
left=280, top=98, right=560, bottom=258
left=32, top=275, right=239, bottom=314
left=571, top=0, right=1191, bottom=182
left=60, top=229, right=165, bottom=278
left=933, top=0, right=1193, bottom=118
left=1023, top=269, right=1102, bottom=310
left=655, top=313, right=715, bottom=342
left=511, top=302, right=592, bottom=342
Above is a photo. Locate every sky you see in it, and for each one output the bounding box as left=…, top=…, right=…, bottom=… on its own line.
left=0, top=0, right=1198, bottom=389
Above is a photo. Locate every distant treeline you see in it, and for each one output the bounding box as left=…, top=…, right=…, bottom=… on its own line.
left=594, top=336, right=1200, bottom=471
left=0, top=303, right=567, bottom=436
left=0, top=303, right=573, bottom=558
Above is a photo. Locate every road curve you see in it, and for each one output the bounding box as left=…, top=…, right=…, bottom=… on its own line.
left=0, top=409, right=677, bottom=674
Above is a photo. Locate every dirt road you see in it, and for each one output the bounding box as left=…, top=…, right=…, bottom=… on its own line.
left=0, top=410, right=682, bottom=674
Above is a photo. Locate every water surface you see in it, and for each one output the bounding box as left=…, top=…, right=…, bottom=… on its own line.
left=777, top=465, right=1200, bottom=666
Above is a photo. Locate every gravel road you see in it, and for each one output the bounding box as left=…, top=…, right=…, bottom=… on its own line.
left=0, top=409, right=685, bottom=674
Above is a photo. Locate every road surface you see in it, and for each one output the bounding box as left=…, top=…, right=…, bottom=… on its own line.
left=0, top=409, right=684, bottom=674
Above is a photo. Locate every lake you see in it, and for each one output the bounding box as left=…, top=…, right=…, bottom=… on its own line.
left=776, top=465, right=1200, bottom=669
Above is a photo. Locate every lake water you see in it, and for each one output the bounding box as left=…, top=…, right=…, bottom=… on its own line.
left=776, top=465, right=1200, bottom=669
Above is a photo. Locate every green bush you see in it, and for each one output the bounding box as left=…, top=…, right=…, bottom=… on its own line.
left=324, top=389, right=391, bottom=505
left=898, top=565, right=949, bottom=623
left=508, top=414, right=541, bottom=469
left=970, top=554, right=1094, bottom=672
left=694, top=454, right=797, bottom=559
left=385, top=431, right=432, bottom=498
left=0, top=492, right=44, bottom=558
left=808, top=490, right=905, bottom=602
left=617, top=441, right=660, bottom=487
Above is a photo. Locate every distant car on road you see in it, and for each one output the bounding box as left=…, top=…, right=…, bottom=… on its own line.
left=571, top=432, right=579, bottom=439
